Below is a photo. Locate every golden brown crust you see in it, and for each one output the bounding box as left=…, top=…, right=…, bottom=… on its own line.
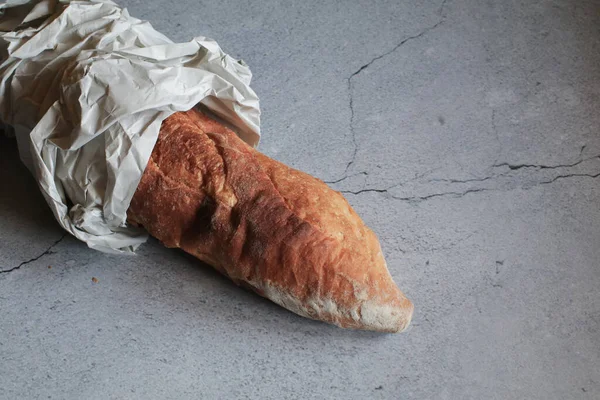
left=127, top=109, right=413, bottom=332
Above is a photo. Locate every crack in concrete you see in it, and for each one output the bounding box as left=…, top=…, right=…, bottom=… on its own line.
left=347, top=19, right=446, bottom=83
left=340, top=163, right=600, bottom=203
left=437, top=153, right=600, bottom=188
left=332, top=0, right=448, bottom=181
left=391, top=188, right=493, bottom=202
left=338, top=179, right=407, bottom=195
left=0, top=233, right=66, bottom=274
left=341, top=188, right=389, bottom=195
left=340, top=187, right=493, bottom=201
left=538, top=172, right=600, bottom=185
left=493, top=154, right=599, bottom=171
left=432, top=154, right=598, bottom=185
left=343, top=78, right=358, bottom=176
left=428, top=175, right=495, bottom=184
left=324, top=171, right=368, bottom=185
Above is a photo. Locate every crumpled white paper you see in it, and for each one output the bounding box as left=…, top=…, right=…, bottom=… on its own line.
left=0, top=0, right=261, bottom=253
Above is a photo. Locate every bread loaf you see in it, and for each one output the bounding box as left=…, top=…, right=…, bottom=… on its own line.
left=127, top=109, right=413, bottom=332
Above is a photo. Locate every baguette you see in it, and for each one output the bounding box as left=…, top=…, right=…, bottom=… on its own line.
left=127, top=109, right=413, bottom=332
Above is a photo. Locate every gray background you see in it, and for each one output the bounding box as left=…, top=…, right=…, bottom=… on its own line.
left=1, top=0, right=599, bottom=399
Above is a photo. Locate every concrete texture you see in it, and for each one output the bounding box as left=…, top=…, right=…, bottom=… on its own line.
left=1, top=0, right=599, bottom=398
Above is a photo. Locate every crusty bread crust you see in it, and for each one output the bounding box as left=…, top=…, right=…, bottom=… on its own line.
left=127, top=109, right=413, bottom=332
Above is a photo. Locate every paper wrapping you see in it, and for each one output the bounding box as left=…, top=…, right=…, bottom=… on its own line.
left=0, top=0, right=261, bottom=253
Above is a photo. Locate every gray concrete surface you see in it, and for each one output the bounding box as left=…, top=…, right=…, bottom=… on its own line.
left=1, top=0, right=599, bottom=398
